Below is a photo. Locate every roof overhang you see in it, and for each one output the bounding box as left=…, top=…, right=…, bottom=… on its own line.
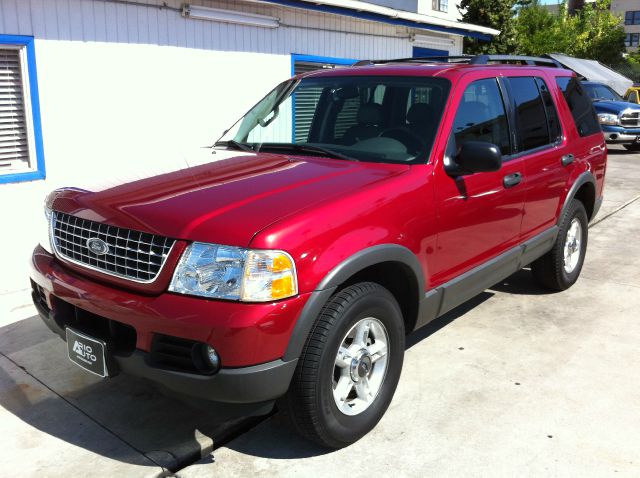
left=549, top=53, right=633, bottom=96
left=251, top=0, right=500, bottom=40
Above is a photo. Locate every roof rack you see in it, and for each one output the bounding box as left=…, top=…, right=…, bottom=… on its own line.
left=353, top=54, right=564, bottom=68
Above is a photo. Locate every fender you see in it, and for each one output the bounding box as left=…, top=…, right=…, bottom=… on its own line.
left=282, top=244, right=425, bottom=361
left=558, top=171, right=597, bottom=223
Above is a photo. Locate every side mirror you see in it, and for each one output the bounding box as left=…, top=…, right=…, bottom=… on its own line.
left=448, top=141, right=502, bottom=175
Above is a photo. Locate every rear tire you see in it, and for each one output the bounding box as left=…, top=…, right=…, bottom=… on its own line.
left=623, top=143, right=640, bottom=151
left=531, top=199, right=588, bottom=291
left=281, top=282, right=405, bottom=448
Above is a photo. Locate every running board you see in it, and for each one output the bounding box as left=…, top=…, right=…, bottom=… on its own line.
left=414, top=227, right=559, bottom=330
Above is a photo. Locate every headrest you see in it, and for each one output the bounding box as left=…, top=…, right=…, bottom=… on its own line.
left=458, top=101, right=489, bottom=119
left=407, top=103, right=434, bottom=124
left=357, top=103, right=384, bottom=125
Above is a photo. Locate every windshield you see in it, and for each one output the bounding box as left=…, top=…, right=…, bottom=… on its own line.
left=582, top=83, right=622, bottom=102
left=218, top=75, right=451, bottom=164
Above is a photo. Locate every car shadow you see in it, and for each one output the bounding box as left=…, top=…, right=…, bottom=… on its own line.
left=488, top=268, right=558, bottom=296
left=2, top=271, right=556, bottom=466
left=0, top=316, right=265, bottom=472
left=222, top=293, right=500, bottom=460
left=224, top=271, right=561, bottom=460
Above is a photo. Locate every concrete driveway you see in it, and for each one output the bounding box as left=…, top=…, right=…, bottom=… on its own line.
left=1, top=146, right=639, bottom=478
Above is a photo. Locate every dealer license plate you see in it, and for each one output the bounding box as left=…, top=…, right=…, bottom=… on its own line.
left=66, top=328, right=108, bottom=378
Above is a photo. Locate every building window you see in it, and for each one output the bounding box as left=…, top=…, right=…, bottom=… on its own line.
left=0, top=35, right=45, bottom=184
left=432, top=0, right=448, bottom=13
left=626, top=33, right=640, bottom=47
left=625, top=11, right=640, bottom=25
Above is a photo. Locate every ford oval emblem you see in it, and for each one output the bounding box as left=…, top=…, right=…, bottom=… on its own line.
left=86, top=237, right=109, bottom=256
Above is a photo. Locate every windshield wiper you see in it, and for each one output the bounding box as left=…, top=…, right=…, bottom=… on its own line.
left=215, top=140, right=254, bottom=152
left=260, top=143, right=359, bottom=161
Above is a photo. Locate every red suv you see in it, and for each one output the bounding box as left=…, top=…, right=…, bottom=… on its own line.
left=31, top=55, right=606, bottom=448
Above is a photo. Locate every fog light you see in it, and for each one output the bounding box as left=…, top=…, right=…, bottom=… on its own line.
left=204, top=345, right=220, bottom=370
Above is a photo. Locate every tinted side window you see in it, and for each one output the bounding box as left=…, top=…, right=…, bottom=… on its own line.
left=555, top=77, right=600, bottom=137
left=536, top=78, right=562, bottom=143
left=453, top=78, right=510, bottom=155
left=507, top=77, right=549, bottom=151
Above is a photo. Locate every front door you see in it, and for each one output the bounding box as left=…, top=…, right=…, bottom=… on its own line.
left=431, top=77, right=526, bottom=286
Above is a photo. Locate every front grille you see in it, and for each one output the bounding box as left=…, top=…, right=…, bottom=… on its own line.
left=620, top=111, right=640, bottom=128
left=52, top=211, right=175, bottom=283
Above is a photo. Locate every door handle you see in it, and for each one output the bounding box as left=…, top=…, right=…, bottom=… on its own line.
left=561, top=153, right=575, bottom=166
left=503, top=172, right=522, bottom=188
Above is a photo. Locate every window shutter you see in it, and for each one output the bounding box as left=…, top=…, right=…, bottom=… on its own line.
left=0, top=48, right=30, bottom=173
left=293, top=61, right=337, bottom=142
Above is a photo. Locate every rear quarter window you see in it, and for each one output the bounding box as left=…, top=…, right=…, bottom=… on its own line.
left=555, top=77, right=601, bottom=137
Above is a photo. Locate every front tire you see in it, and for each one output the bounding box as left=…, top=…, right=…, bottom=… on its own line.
left=281, top=282, right=405, bottom=448
left=531, top=199, right=588, bottom=291
left=623, top=143, right=640, bottom=152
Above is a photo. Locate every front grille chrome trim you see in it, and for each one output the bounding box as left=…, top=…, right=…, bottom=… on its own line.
left=51, top=211, right=176, bottom=284
left=619, top=108, right=640, bottom=128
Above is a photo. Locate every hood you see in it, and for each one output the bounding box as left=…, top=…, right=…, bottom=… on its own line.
left=591, top=100, right=640, bottom=114
left=50, top=151, right=409, bottom=247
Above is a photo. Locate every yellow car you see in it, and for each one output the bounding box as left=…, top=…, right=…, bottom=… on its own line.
left=624, top=85, right=640, bottom=104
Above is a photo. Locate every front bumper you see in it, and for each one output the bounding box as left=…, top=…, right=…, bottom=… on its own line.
left=29, top=246, right=307, bottom=403
left=601, top=125, right=640, bottom=143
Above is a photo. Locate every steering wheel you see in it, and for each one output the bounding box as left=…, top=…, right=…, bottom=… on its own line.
left=378, top=127, right=424, bottom=155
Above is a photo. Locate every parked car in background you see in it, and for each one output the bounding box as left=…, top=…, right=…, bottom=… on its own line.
left=624, top=85, right=640, bottom=105
left=582, top=81, right=640, bottom=151
left=31, top=56, right=606, bottom=448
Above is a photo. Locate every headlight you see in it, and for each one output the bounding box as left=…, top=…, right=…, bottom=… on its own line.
left=597, top=113, right=618, bottom=125
left=39, top=206, right=53, bottom=254
left=169, top=242, right=297, bottom=302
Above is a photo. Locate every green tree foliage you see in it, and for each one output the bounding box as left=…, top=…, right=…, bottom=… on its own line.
left=515, top=0, right=626, bottom=65
left=459, top=0, right=519, bottom=54
left=514, top=2, right=573, bottom=56
left=462, top=0, right=626, bottom=66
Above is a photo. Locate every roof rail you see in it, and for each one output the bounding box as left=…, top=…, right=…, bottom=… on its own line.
left=353, top=54, right=564, bottom=68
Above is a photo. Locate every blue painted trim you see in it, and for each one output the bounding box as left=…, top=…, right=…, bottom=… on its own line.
left=0, top=35, right=46, bottom=185
left=264, top=0, right=493, bottom=41
left=292, top=53, right=357, bottom=66
left=412, top=46, right=448, bottom=57
left=290, top=53, right=357, bottom=142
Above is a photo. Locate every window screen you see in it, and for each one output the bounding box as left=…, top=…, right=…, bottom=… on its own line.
left=0, top=47, right=33, bottom=175
left=555, top=77, right=600, bottom=138
left=507, top=77, right=550, bottom=151
left=293, top=61, right=336, bottom=142
left=334, top=95, right=362, bottom=139
left=453, top=78, right=510, bottom=155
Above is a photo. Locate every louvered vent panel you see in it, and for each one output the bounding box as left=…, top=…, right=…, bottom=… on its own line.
left=293, top=61, right=337, bottom=142
left=0, top=48, right=30, bottom=173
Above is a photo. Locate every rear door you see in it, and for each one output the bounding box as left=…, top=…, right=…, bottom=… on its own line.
left=503, top=76, right=570, bottom=238
left=432, top=75, right=526, bottom=285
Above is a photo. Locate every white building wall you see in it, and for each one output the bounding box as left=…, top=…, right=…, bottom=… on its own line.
left=0, top=0, right=460, bottom=292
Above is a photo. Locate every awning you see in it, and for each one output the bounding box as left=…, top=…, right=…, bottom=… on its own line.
left=549, top=53, right=633, bottom=96
left=254, top=0, right=500, bottom=40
